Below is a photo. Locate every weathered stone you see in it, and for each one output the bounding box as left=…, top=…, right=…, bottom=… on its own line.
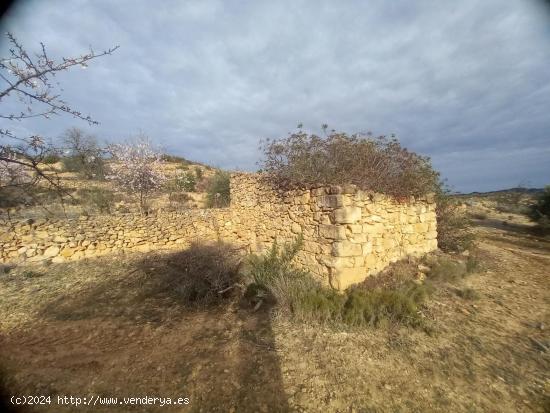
left=362, top=242, right=373, bottom=255
left=415, top=223, right=429, bottom=233
left=349, top=233, right=368, bottom=243
left=318, top=225, right=346, bottom=240
left=329, top=267, right=367, bottom=290
left=426, top=231, right=438, bottom=240
left=317, top=195, right=344, bottom=208
left=332, top=241, right=362, bottom=257
left=60, top=247, right=76, bottom=258
left=333, top=207, right=361, bottom=224
left=43, top=246, right=60, bottom=258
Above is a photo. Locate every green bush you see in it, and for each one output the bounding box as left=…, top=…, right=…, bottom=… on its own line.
left=529, top=186, right=550, bottom=235
left=245, top=237, right=430, bottom=328
left=206, top=171, right=230, bottom=208
left=161, top=154, right=190, bottom=164
left=427, top=257, right=467, bottom=282
left=456, top=287, right=479, bottom=300
left=62, top=155, right=105, bottom=179
left=342, top=283, right=428, bottom=327
left=195, top=166, right=203, bottom=180
left=174, top=171, right=196, bottom=192
left=42, top=153, right=61, bottom=164
left=76, top=187, right=115, bottom=213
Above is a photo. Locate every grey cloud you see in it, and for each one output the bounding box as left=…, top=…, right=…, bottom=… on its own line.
left=1, top=0, right=549, bottom=192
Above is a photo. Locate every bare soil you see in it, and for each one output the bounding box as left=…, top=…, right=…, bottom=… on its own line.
left=0, top=212, right=549, bottom=412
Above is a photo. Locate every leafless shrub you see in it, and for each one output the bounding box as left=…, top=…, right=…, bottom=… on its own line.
left=143, top=242, right=243, bottom=306
left=260, top=129, right=440, bottom=198
left=61, top=128, right=106, bottom=179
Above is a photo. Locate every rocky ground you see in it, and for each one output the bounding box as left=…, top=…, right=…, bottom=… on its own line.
left=0, top=209, right=548, bottom=412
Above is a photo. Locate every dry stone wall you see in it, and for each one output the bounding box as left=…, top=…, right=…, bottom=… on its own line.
left=0, top=173, right=437, bottom=289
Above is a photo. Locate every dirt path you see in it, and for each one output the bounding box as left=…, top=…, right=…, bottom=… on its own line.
left=0, top=219, right=548, bottom=412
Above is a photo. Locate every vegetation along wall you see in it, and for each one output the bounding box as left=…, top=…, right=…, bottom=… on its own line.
left=0, top=173, right=437, bottom=289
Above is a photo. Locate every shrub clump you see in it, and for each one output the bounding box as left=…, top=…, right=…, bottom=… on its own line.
left=456, top=287, right=479, bottom=300
left=76, top=187, right=115, bottom=213
left=206, top=171, right=230, bottom=208
left=245, top=236, right=429, bottom=328
left=147, top=242, right=243, bottom=306
left=61, top=128, right=106, bottom=179
left=529, top=185, right=550, bottom=235
left=342, top=283, right=428, bottom=327
left=260, top=130, right=440, bottom=198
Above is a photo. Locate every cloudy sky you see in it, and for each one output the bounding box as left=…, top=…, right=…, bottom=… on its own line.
left=1, top=0, right=549, bottom=192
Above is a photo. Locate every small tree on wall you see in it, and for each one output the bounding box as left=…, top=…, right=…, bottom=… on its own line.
left=108, top=136, right=166, bottom=214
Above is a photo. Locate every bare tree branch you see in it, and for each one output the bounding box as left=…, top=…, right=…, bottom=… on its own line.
left=0, top=32, right=118, bottom=212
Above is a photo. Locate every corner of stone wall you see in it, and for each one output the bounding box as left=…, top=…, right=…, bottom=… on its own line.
left=314, top=186, right=439, bottom=291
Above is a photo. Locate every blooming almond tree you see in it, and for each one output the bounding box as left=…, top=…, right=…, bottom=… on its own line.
left=108, top=137, right=166, bottom=214
left=0, top=152, right=31, bottom=186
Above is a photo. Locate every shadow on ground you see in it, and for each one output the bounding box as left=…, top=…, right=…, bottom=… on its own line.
left=473, top=218, right=536, bottom=235
left=473, top=218, right=550, bottom=253
left=0, top=246, right=290, bottom=412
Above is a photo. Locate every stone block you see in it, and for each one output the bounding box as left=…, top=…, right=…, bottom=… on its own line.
left=43, top=246, right=60, bottom=258
left=318, top=225, right=346, bottom=240
left=333, top=207, right=361, bottom=224
left=349, top=233, right=368, bottom=243
left=415, top=223, right=429, bottom=233
left=362, top=242, right=373, bottom=255
left=329, top=266, right=368, bottom=290
left=317, top=195, right=344, bottom=208
left=426, top=231, right=438, bottom=240
left=332, top=240, right=362, bottom=257
left=60, top=247, right=76, bottom=258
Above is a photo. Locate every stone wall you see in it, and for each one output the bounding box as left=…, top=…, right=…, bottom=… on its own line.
left=0, top=173, right=437, bottom=289
left=229, top=175, right=438, bottom=289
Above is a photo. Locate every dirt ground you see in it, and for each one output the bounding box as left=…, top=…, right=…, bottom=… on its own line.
left=0, top=211, right=548, bottom=412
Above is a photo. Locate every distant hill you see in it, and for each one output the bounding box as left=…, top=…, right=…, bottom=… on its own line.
left=456, top=187, right=544, bottom=197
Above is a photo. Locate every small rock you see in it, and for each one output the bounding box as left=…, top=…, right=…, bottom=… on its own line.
left=43, top=245, right=60, bottom=258
left=460, top=308, right=470, bottom=315
left=418, top=264, right=430, bottom=273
